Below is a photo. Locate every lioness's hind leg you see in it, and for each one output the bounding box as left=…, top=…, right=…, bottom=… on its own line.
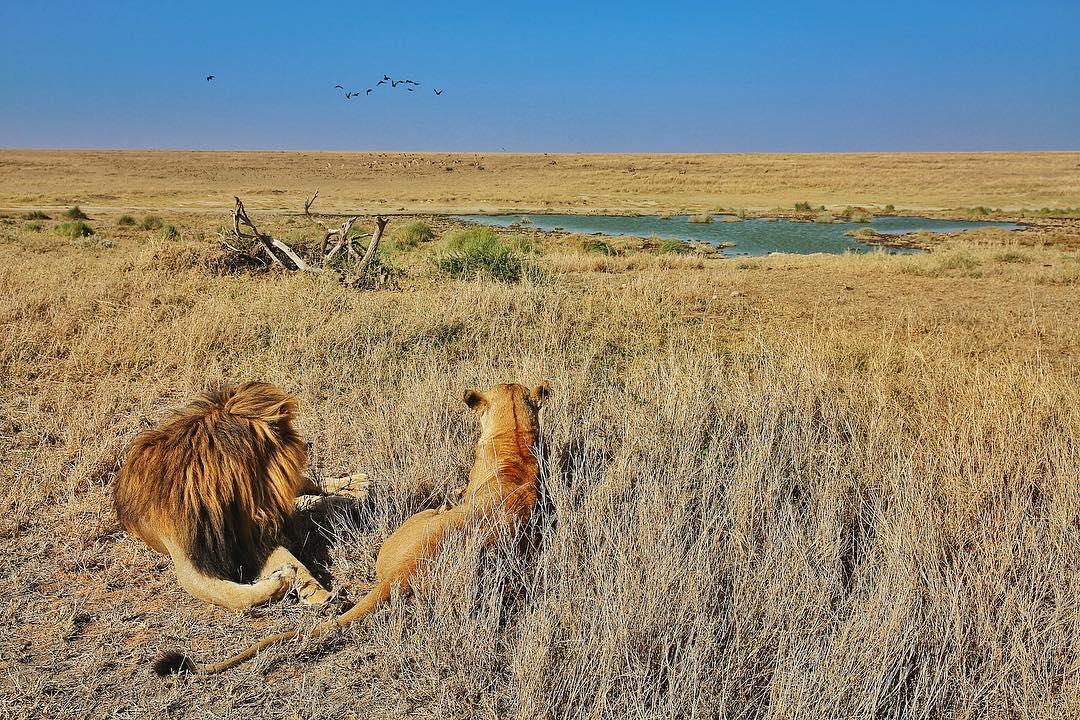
left=260, top=547, right=332, bottom=606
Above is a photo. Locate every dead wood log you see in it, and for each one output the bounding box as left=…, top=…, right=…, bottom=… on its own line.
left=233, top=197, right=321, bottom=273
left=304, top=190, right=360, bottom=260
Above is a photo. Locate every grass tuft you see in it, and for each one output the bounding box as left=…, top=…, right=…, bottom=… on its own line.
left=55, top=220, right=94, bottom=238
left=434, top=227, right=527, bottom=282
left=392, top=221, right=436, bottom=250
left=63, top=206, right=89, bottom=220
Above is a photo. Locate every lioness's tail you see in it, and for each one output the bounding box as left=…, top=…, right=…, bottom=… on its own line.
left=154, top=580, right=394, bottom=676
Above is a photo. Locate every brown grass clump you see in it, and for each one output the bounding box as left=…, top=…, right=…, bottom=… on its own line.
left=0, top=212, right=1078, bottom=717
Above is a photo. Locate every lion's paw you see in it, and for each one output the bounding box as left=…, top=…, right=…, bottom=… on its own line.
left=269, top=563, right=298, bottom=588
left=332, top=472, right=371, bottom=498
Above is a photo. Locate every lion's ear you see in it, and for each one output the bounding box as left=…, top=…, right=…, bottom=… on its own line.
left=463, top=389, right=487, bottom=412
left=530, top=382, right=552, bottom=408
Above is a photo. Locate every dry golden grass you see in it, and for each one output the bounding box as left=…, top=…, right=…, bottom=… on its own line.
left=2, top=149, right=1080, bottom=214
left=1, top=204, right=1079, bottom=718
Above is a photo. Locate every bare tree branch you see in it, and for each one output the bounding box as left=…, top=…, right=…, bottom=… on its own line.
left=356, top=216, right=389, bottom=274
left=303, top=189, right=359, bottom=260
left=233, top=197, right=321, bottom=273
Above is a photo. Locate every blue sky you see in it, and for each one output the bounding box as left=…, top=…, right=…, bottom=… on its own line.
left=1, top=1, right=1078, bottom=151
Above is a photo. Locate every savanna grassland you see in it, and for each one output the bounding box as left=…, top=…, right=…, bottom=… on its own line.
left=3, top=149, right=1080, bottom=215
left=1, top=151, right=1079, bottom=719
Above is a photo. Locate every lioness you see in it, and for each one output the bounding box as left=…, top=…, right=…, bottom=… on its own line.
left=114, top=382, right=367, bottom=610
left=154, top=381, right=551, bottom=675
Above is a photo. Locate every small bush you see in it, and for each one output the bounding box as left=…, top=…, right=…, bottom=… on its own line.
left=25, top=221, right=43, bottom=231
left=838, top=207, right=872, bottom=223
left=846, top=227, right=880, bottom=240
left=994, top=251, right=1032, bottom=264
left=794, top=201, right=813, bottom=212
left=22, top=210, right=50, bottom=220
left=162, top=224, right=180, bottom=240
left=582, top=238, right=618, bottom=256
left=435, top=227, right=525, bottom=282
left=117, top=214, right=136, bottom=226
left=939, top=251, right=980, bottom=271
left=392, top=221, right=435, bottom=249
left=688, top=213, right=714, bottom=224
left=140, top=215, right=164, bottom=230
left=658, top=239, right=690, bottom=255
left=63, top=206, right=89, bottom=220
left=56, top=221, right=95, bottom=238
left=883, top=204, right=896, bottom=214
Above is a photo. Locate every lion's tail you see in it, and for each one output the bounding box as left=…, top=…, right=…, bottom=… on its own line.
left=153, top=580, right=395, bottom=676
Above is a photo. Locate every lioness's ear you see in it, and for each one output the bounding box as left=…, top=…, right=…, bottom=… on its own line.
left=463, top=389, right=487, bottom=411
left=530, top=381, right=552, bottom=408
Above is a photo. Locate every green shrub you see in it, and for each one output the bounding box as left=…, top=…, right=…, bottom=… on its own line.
left=392, top=221, right=435, bottom=249
left=582, top=238, right=618, bottom=256
left=794, top=201, right=813, bottom=212
left=162, top=224, right=180, bottom=240
left=63, top=206, right=89, bottom=220
left=883, top=204, right=896, bottom=214
left=56, top=221, right=95, bottom=238
left=22, top=210, right=50, bottom=220
left=117, top=214, right=136, bottom=226
left=658, top=239, right=690, bottom=255
left=140, top=215, right=164, bottom=230
left=435, top=227, right=525, bottom=282
left=688, top=213, right=714, bottom=224
left=25, top=221, right=43, bottom=231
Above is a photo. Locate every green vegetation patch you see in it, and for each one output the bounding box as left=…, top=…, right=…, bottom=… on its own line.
left=392, top=221, right=436, bottom=249
left=435, top=227, right=526, bottom=282
left=63, top=206, right=89, bottom=220
left=56, top=221, right=95, bottom=238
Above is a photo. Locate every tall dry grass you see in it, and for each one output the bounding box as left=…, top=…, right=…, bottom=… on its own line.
left=0, top=218, right=1078, bottom=718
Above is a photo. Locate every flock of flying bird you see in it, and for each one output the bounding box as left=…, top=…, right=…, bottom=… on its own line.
left=204, top=72, right=444, bottom=99
left=335, top=74, right=443, bottom=99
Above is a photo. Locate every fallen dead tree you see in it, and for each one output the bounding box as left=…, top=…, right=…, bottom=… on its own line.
left=220, top=194, right=391, bottom=286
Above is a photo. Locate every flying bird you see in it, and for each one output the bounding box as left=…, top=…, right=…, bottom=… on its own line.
left=377, top=79, right=386, bottom=86
left=206, top=75, right=214, bottom=82
left=366, top=88, right=373, bottom=95
left=407, top=87, right=414, bottom=91
left=391, top=80, right=400, bottom=87
left=345, top=91, right=355, bottom=99
left=433, top=88, right=443, bottom=95
left=335, top=84, right=343, bottom=89
left=382, top=74, right=391, bottom=81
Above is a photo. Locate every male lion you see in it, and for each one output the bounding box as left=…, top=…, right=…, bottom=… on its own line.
left=154, top=381, right=551, bottom=675
left=114, top=382, right=367, bottom=610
